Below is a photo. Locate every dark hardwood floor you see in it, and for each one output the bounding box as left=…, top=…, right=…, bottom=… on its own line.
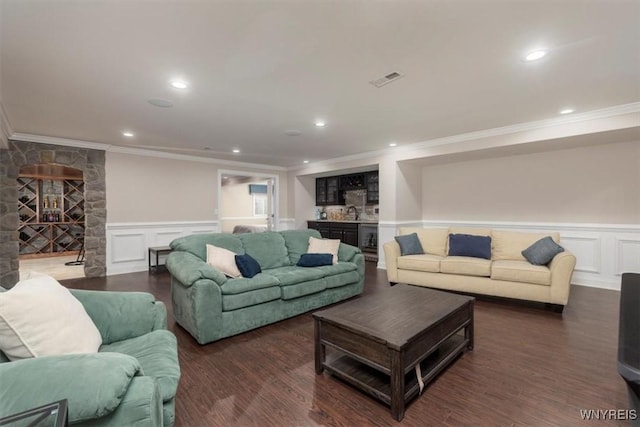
left=62, top=263, right=629, bottom=426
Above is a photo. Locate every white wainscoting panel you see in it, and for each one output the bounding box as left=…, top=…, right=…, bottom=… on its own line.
left=110, top=233, right=146, bottom=263
left=106, top=221, right=218, bottom=275
left=616, top=238, right=640, bottom=276
left=377, top=220, right=640, bottom=290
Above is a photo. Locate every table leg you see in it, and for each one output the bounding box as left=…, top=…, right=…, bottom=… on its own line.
left=148, top=248, right=152, bottom=272
left=390, top=350, right=405, bottom=421
left=314, top=318, right=325, bottom=374
left=467, top=301, right=475, bottom=350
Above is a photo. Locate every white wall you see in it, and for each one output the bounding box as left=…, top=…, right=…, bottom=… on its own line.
left=105, top=151, right=288, bottom=274
left=421, top=140, right=640, bottom=223
left=106, top=151, right=218, bottom=222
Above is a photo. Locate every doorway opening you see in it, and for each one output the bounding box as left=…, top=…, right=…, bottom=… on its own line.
left=218, top=170, right=278, bottom=234
left=17, top=163, right=86, bottom=281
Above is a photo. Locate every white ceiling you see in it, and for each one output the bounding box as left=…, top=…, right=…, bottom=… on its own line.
left=1, top=1, right=639, bottom=167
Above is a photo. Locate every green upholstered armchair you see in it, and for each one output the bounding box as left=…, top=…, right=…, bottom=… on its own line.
left=0, top=289, right=180, bottom=427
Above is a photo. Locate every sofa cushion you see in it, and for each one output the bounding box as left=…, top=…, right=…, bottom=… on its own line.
left=0, top=273, right=102, bottom=361
left=397, top=254, right=443, bottom=273
left=170, top=233, right=244, bottom=261
left=280, top=278, right=327, bottom=300
left=206, top=244, right=242, bottom=278
left=267, top=266, right=326, bottom=286
left=308, top=236, right=340, bottom=264
left=220, top=274, right=280, bottom=294
left=323, top=271, right=360, bottom=289
left=235, top=254, right=262, bottom=278
left=440, top=256, right=491, bottom=277
left=313, top=262, right=358, bottom=277
left=522, top=237, right=565, bottom=266
left=221, top=286, right=282, bottom=311
left=238, top=232, right=291, bottom=269
left=399, top=227, right=448, bottom=257
left=281, top=229, right=322, bottom=265
left=100, top=329, right=179, bottom=402
left=297, top=253, right=333, bottom=267
left=492, top=230, right=561, bottom=261
left=491, top=260, right=552, bottom=285
left=448, top=234, right=492, bottom=259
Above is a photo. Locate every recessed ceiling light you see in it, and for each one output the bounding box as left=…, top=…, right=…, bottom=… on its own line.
left=303, top=160, right=309, bottom=164
left=232, top=149, right=240, bottom=153
left=315, top=121, right=326, bottom=127
left=389, top=142, right=397, bottom=147
left=525, top=50, right=547, bottom=61
left=559, top=108, right=575, bottom=115
left=122, top=131, right=134, bottom=137
left=170, top=80, right=188, bottom=89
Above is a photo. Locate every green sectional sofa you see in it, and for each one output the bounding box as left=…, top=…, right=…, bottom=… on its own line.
left=167, top=229, right=365, bottom=344
left=0, top=290, right=180, bottom=426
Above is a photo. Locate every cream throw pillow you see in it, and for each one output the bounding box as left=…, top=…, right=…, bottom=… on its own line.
left=307, top=236, right=340, bottom=264
left=0, top=273, right=102, bottom=361
left=206, top=244, right=242, bottom=278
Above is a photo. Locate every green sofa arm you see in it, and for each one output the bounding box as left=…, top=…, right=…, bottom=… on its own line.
left=71, top=289, right=167, bottom=345
left=0, top=353, right=146, bottom=424
left=338, top=242, right=365, bottom=280
left=166, top=251, right=228, bottom=288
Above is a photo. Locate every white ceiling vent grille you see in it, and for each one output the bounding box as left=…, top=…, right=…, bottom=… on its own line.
left=369, top=71, right=404, bottom=88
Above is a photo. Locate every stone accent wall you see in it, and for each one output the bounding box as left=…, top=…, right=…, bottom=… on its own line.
left=0, top=140, right=106, bottom=287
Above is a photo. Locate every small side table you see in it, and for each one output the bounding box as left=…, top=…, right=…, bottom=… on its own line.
left=148, top=246, right=172, bottom=274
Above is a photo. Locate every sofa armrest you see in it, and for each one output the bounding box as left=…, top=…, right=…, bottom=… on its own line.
left=337, top=242, right=360, bottom=262
left=166, top=251, right=228, bottom=288
left=338, top=242, right=365, bottom=281
left=70, top=289, right=167, bottom=345
left=0, top=353, right=143, bottom=424
left=383, top=240, right=401, bottom=283
left=548, top=251, right=577, bottom=306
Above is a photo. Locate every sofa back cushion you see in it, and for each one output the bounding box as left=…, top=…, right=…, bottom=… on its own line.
left=238, top=232, right=291, bottom=269
left=492, top=230, right=560, bottom=261
left=171, top=233, right=244, bottom=261
left=280, top=229, right=322, bottom=265
left=398, top=227, right=448, bottom=257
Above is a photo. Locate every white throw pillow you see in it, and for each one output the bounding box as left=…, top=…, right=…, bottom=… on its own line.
left=0, top=273, right=102, bottom=361
left=307, top=236, right=341, bottom=264
left=206, top=244, right=242, bottom=278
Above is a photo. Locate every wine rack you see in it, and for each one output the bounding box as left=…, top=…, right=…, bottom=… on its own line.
left=17, top=176, right=85, bottom=259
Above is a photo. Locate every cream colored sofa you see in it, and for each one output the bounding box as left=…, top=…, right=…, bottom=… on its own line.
left=383, top=227, right=576, bottom=312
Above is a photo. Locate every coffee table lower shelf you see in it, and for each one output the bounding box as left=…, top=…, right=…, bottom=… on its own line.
left=322, top=334, right=467, bottom=406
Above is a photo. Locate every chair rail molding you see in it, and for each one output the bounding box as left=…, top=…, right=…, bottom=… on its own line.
left=106, top=221, right=218, bottom=275
left=377, top=219, right=640, bottom=291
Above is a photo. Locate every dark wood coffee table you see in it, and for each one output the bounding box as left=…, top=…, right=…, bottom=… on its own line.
left=313, top=284, right=474, bottom=421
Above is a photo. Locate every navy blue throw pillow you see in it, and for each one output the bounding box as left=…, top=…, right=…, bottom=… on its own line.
left=522, top=236, right=564, bottom=265
left=297, top=253, right=333, bottom=267
left=394, top=233, right=424, bottom=256
left=235, top=254, right=262, bottom=278
left=448, top=234, right=492, bottom=259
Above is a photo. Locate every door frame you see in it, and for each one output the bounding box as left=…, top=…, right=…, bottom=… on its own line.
left=217, top=169, right=279, bottom=231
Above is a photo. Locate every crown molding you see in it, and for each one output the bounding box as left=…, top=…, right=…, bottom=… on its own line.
left=288, top=102, right=640, bottom=172
left=9, top=132, right=287, bottom=171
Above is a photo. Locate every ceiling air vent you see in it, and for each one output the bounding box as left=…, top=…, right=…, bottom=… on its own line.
left=369, top=71, right=404, bottom=88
